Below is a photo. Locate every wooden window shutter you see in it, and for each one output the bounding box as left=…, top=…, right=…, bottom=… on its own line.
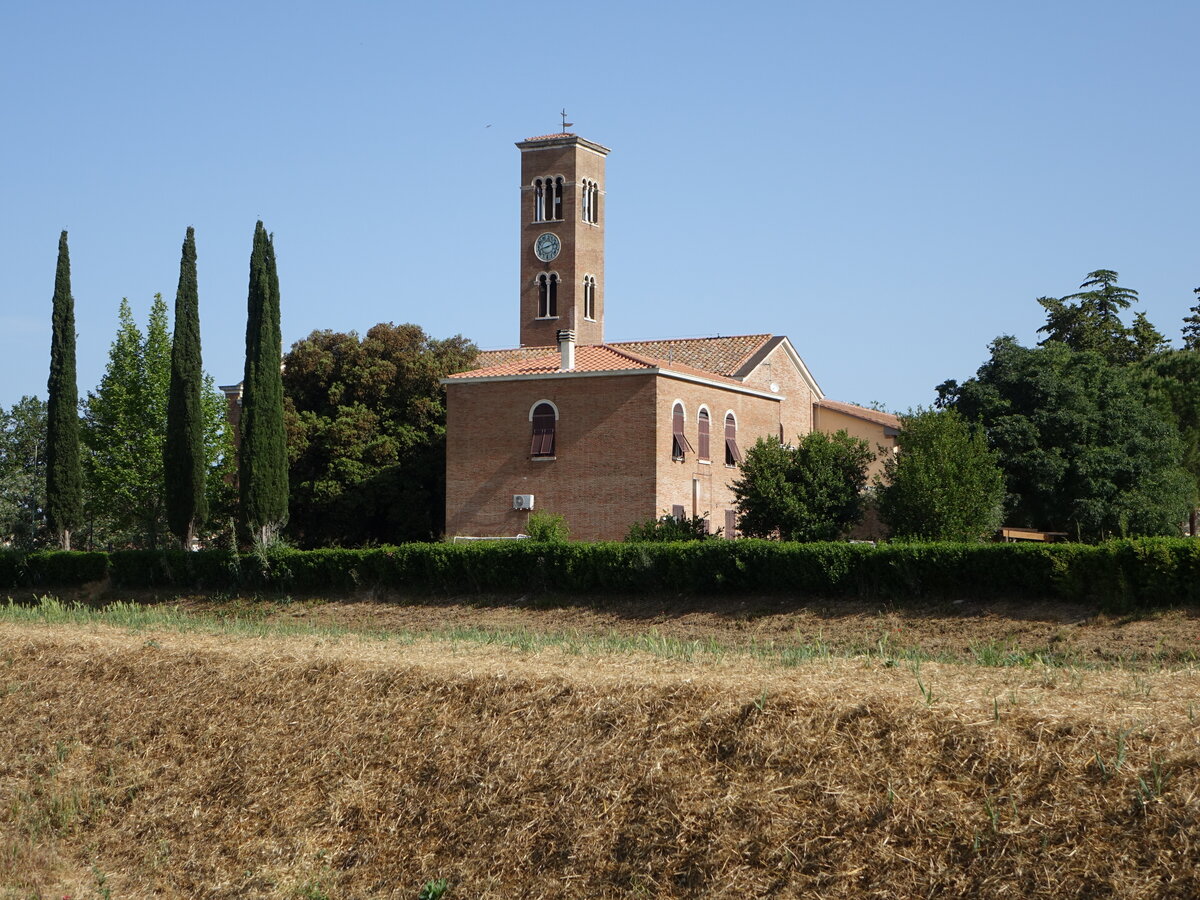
left=724, top=414, right=742, bottom=465
left=672, top=504, right=686, bottom=521
left=672, top=404, right=694, bottom=459
left=697, top=410, right=710, bottom=460
left=724, top=509, right=737, bottom=539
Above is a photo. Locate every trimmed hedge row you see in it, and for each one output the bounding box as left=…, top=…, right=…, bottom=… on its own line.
left=2, top=539, right=1198, bottom=610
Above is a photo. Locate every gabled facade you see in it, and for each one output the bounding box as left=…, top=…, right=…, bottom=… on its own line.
left=442, top=131, right=898, bottom=541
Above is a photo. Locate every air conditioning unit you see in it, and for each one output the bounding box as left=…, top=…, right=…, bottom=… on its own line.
left=513, top=494, right=535, bottom=511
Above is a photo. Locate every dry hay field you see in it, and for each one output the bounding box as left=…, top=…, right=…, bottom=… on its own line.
left=2, top=593, right=1199, bottom=899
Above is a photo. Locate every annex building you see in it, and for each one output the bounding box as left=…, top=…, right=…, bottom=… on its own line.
left=443, top=131, right=898, bottom=542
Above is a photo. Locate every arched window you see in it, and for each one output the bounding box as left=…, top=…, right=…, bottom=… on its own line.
left=533, top=176, right=565, bottom=222
left=581, top=178, right=599, bottom=224
left=697, top=409, right=710, bottom=461
left=671, top=402, right=694, bottom=461
left=531, top=402, right=557, bottom=457
left=724, top=413, right=743, bottom=466
left=583, top=275, right=596, bottom=320
left=537, top=273, right=559, bottom=318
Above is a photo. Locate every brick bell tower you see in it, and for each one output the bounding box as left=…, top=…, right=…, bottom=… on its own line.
left=516, top=131, right=611, bottom=347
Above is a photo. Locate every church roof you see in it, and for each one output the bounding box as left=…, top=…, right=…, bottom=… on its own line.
left=472, top=334, right=774, bottom=378
left=523, top=132, right=576, bottom=142
left=447, top=343, right=762, bottom=391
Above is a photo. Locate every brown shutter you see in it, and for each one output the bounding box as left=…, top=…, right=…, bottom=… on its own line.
left=672, top=505, right=686, bottom=521
left=672, top=404, right=694, bottom=458
left=724, top=414, right=742, bottom=465
left=725, top=509, right=737, bottom=539
left=698, top=410, right=710, bottom=460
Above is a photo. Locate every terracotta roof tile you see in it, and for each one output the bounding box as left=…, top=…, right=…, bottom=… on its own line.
left=523, top=132, right=576, bottom=142
left=447, top=345, right=655, bottom=379
left=471, top=335, right=773, bottom=379
left=614, top=335, right=772, bottom=376
left=817, top=399, right=900, bottom=429
left=449, top=343, right=759, bottom=389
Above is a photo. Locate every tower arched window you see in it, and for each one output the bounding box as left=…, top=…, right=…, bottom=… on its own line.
left=537, top=273, right=559, bottom=318
left=580, top=178, right=599, bottom=224
left=533, top=176, right=564, bottom=222
left=724, top=413, right=743, bottom=467
left=531, top=402, right=557, bottom=458
left=697, top=409, right=710, bottom=461
left=583, top=275, right=596, bottom=320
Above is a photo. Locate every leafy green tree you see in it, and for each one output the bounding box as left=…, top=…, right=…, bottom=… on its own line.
left=0, top=397, right=49, bottom=549
left=875, top=408, right=1004, bottom=541
left=240, top=222, right=288, bottom=545
left=165, top=226, right=208, bottom=548
left=1037, top=269, right=1165, bottom=364
left=944, top=337, right=1193, bottom=540
left=46, top=231, right=83, bottom=550
left=83, top=296, right=172, bottom=547
left=732, top=431, right=873, bottom=541
left=1134, top=349, right=1200, bottom=533
left=1183, top=287, right=1200, bottom=352
left=282, top=323, right=477, bottom=546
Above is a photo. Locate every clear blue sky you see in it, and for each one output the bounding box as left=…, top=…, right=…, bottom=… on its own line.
left=2, top=1, right=1196, bottom=412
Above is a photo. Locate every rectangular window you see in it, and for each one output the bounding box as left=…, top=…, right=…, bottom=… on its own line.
left=725, top=509, right=737, bottom=539
left=672, top=505, right=686, bottom=521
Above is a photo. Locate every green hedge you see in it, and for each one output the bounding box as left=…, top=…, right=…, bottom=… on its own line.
left=1, top=539, right=1198, bottom=610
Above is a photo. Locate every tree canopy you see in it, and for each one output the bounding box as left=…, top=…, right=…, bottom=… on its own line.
left=731, top=431, right=873, bottom=542
left=282, top=322, right=477, bottom=546
left=943, top=337, right=1192, bottom=540
left=1036, top=269, right=1166, bottom=364
left=0, top=397, right=49, bottom=549
left=876, top=408, right=1004, bottom=542
left=1183, top=287, right=1200, bottom=352
left=83, top=296, right=172, bottom=547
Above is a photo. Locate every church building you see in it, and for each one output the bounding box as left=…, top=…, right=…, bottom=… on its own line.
left=443, top=131, right=897, bottom=541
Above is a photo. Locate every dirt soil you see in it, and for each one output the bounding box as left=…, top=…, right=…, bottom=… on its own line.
left=126, top=590, right=1200, bottom=668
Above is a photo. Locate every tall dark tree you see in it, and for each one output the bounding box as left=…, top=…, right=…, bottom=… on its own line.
left=1037, top=269, right=1163, bottom=364
left=239, top=221, right=288, bottom=545
left=46, top=231, right=83, bottom=550
left=165, top=227, right=208, bottom=548
left=1183, top=287, right=1200, bottom=352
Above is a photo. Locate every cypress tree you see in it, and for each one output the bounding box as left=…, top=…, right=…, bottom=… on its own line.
left=165, top=226, right=208, bottom=548
left=239, top=221, right=288, bottom=545
left=46, top=231, right=84, bottom=550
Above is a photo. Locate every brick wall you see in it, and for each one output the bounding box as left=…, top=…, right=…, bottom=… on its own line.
left=654, top=378, right=783, bottom=537
left=445, top=373, right=657, bottom=541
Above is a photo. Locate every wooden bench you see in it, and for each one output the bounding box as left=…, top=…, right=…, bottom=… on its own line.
left=1000, top=527, right=1069, bottom=543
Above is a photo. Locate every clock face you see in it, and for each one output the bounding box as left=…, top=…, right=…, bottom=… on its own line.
left=534, top=232, right=561, bottom=262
